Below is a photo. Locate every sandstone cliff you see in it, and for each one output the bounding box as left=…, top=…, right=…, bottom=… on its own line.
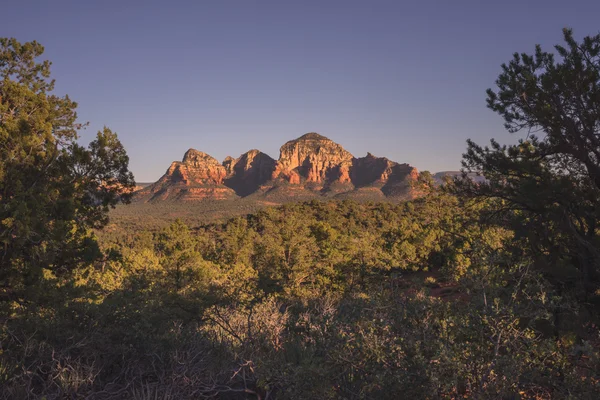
left=136, top=133, right=419, bottom=202
left=272, top=133, right=354, bottom=186
left=351, top=153, right=418, bottom=196
left=224, top=150, right=277, bottom=196
left=136, top=149, right=237, bottom=201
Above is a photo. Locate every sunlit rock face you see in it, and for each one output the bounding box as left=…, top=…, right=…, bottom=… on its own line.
left=175, top=149, right=229, bottom=185
left=136, top=149, right=237, bottom=201
left=272, top=132, right=354, bottom=186
left=136, top=132, right=420, bottom=202
left=222, top=156, right=236, bottom=175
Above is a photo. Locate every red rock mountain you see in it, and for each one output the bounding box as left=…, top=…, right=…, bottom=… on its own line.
left=223, top=149, right=277, bottom=197
left=272, top=133, right=354, bottom=185
left=136, top=149, right=237, bottom=201
left=137, top=133, right=419, bottom=202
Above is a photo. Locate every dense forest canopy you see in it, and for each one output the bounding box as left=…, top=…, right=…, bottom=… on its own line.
left=1, top=30, right=600, bottom=399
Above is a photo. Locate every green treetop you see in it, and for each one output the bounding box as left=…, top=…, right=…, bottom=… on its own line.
left=0, top=38, right=135, bottom=309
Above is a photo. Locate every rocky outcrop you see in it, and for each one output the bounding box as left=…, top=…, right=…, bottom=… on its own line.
left=136, top=149, right=237, bottom=201
left=351, top=152, right=418, bottom=196
left=224, top=150, right=277, bottom=196
left=272, top=133, right=354, bottom=186
left=136, top=133, right=420, bottom=202
left=222, top=156, right=236, bottom=175
left=178, top=149, right=228, bottom=184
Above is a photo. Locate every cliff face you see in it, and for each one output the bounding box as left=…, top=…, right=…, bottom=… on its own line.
left=136, top=133, right=419, bottom=202
left=350, top=153, right=418, bottom=196
left=136, top=149, right=237, bottom=201
left=176, top=149, right=228, bottom=185
left=224, top=150, right=277, bottom=196
left=272, top=133, right=354, bottom=186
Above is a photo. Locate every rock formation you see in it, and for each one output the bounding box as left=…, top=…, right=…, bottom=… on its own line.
left=136, top=149, right=236, bottom=201
left=272, top=133, right=354, bottom=186
left=351, top=153, right=418, bottom=196
left=224, top=150, right=277, bottom=196
left=136, top=133, right=420, bottom=202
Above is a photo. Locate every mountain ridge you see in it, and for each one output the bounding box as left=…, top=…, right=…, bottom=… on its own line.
left=136, top=133, right=420, bottom=202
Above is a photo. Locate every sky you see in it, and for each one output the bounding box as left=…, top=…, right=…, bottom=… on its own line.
left=2, top=0, right=600, bottom=182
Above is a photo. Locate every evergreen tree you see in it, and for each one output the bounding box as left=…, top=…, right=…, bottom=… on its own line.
left=0, top=38, right=135, bottom=308
left=456, top=29, right=600, bottom=300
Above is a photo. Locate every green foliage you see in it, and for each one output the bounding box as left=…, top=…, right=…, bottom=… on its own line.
left=2, top=31, right=600, bottom=399
left=0, top=38, right=135, bottom=310
left=5, top=194, right=599, bottom=398
left=456, top=29, right=600, bottom=304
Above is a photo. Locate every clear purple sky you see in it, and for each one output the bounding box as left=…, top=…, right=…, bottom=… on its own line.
left=3, top=0, right=600, bottom=181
